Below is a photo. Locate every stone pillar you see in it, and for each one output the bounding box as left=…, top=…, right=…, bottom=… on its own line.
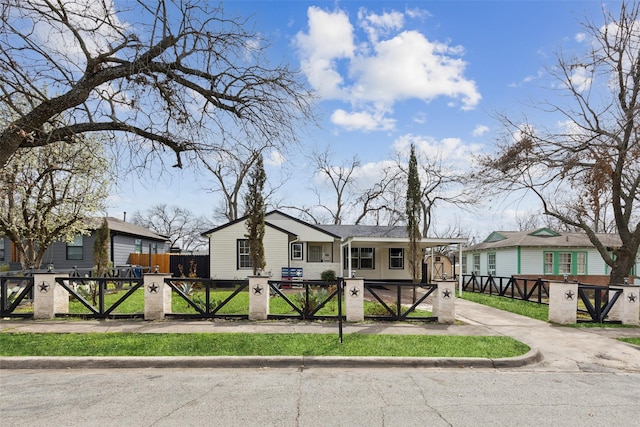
left=548, top=281, right=578, bottom=324
left=344, top=278, right=364, bottom=322
left=436, top=281, right=455, bottom=324
left=33, top=273, right=69, bottom=319
left=144, top=274, right=171, bottom=320
left=608, top=285, right=639, bottom=326
left=249, top=276, right=270, bottom=320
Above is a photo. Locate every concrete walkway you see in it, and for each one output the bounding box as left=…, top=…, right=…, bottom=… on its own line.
left=1, top=299, right=639, bottom=371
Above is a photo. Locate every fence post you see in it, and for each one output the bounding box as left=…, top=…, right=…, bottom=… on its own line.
left=608, top=284, right=639, bottom=325
left=248, top=276, right=270, bottom=320
left=144, top=274, right=172, bottom=320
left=33, top=273, right=69, bottom=319
left=548, top=281, right=578, bottom=324
left=344, top=277, right=364, bottom=322
left=436, top=281, right=455, bottom=324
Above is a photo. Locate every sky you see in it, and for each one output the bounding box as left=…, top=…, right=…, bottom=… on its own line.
left=107, top=0, right=614, bottom=239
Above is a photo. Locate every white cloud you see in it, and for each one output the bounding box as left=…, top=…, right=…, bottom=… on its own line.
left=575, top=32, right=587, bottom=43
left=357, top=8, right=404, bottom=43
left=264, top=150, right=286, bottom=167
left=472, top=125, right=490, bottom=137
left=295, top=7, right=354, bottom=98
left=570, top=65, right=592, bottom=93
left=296, top=6, right=481, bottom=131
left=330, top=109, right=396, bottom=132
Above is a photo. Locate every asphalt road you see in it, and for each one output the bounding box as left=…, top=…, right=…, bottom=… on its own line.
left=2, top=367, right=638, bottom=426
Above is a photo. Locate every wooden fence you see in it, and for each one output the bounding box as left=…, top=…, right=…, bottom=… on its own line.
left=128, top=253, right=210, bottom=278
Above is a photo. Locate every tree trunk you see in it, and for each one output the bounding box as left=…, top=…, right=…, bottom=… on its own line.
left=609, top=248, right=636, bottom=285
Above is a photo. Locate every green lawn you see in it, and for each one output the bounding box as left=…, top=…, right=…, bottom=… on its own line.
left=0, top=332, right=529, bottom=358
left=460, top=291, right=549, bottom=321
left=619, top=337, right=640, bottom=346
left=63, top=286, right=433, bottom=317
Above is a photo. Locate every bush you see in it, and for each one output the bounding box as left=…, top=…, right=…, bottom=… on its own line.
left=321, top=269, right=336, bottom=282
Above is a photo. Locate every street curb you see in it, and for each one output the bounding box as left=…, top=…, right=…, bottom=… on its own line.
left=0, top=349, right=542, bottom=370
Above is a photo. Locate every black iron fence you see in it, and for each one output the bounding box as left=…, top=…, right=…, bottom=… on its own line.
left=268, top=279, right=341, bottom=320
left=364, top=281, right=437, bottom=321
left=0, top=276, right=34, bottom=317
left=463, top=273, right=550, bottom=304
left=165, top=278, right=249, bottom=319
left=55, top=276, right=145, bottom=319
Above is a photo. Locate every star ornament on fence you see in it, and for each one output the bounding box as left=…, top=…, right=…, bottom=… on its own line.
left=565, top=290, right=575, bottom=300
left=629, top=293, right=637, bottom=303
left=442, top=288, right=452, bottom=299
left=350, top=287, right=359, bottom=297
left=38, top=281, right=50, bottom=293
left=148, top=283, right=159, bottom=294
left=253, top=285, right=263, bottom=295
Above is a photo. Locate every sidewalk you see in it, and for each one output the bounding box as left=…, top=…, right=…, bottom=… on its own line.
left=1, top=299, right=639, bottom=371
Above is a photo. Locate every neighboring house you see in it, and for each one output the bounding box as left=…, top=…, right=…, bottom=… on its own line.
left=462, top=228, right=635, bottom=284
left=1, top=217, right=170, bottom=272
left=202, top=210, right=467, bottom=281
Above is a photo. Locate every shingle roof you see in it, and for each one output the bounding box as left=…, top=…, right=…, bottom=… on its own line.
left=88, top=217, right=170, bottom=242
left=465, top=228, right=622, bottom=251
left=316, top=224, right=409, bottom=239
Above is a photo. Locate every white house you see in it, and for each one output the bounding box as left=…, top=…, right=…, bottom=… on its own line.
left=202, top=210, right=467, bottom=281
left=462, top=228, right=635, bottom=284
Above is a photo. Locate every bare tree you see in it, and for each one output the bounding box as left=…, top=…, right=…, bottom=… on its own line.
left=131, top=204, right=212, bottom=252
left=0, top=1, right=313, bottom=169
left=475, top=2, right=640, bottom=284
left=288, top=147, right=402, bottom=225
left=395, top=146, right=478, bottom=237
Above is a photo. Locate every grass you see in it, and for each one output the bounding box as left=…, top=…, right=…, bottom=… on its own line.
left=62, top=286, right=433, bottom=317
left=619, top=337, right=640, bottom=346
left=460, top=291, right=639, bottom=328
left=460, top=291, right=549, bottom=321
left=0, top=332, right=529, bottom=358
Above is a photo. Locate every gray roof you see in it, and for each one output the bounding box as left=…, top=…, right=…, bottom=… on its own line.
left=316, top=224, right=409, bottom=239
left=88, top=217, right=170, bottom=242
left=465, top=228, right=622, bottom=251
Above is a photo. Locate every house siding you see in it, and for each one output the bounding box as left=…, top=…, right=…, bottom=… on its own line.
left=209, top=221, right=289, bottom=279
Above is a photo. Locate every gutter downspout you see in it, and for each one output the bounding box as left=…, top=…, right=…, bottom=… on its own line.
left=458, top=243, right=463, bottom=297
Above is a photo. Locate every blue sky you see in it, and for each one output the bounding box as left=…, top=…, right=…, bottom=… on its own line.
left=108, top=0, right=612, bottom=238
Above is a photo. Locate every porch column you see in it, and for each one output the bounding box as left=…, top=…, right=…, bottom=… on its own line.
left=249, top=276, right=270, bottom=320
left=436, top=281, right=455, bottom=324
left=608, top=285, right=639, bottom=326
left=343, top=277, right=364, bottom=322
left=33, top=273, right=69, bottom=319
left=144, top=274, right=171, bottom=320
left=548, top=281, right=578, bottom=324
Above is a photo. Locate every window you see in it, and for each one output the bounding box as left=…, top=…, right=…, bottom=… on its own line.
left=134, top=238, right=142, bottom=254
left=237, top=239, right=251, bottom=269
left=544, top=252, right=554, bottom=275
left=291, top=243, right=303, bottom=260
left=487, top=253, right=496, bottom=275
left=577, top=252, right=586, bottom=274
left=66, top=235, right=83, bottom=260
left=558, top=253, right=572, bottom=275
left=308, top=245, right=323, bottom=262
left=389, top=248, right=404, bottom=269
left=344, top=247, right=375, bottom=270
left=543, top=251, right=588, bottom=275
left=359, top=248, right=374, bottom=269
left=152, top=243, right=157, bottom=254
left=0, top=238, right=4, bottom=261
left=473, top=254, right=480, bottom=274
left=462, top=255, right=467, bottom=274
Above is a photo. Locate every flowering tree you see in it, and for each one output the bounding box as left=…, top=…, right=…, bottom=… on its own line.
left=0, top=137, right=109, bottom=269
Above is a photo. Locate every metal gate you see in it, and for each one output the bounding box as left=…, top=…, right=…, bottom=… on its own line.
left=268, top=279, right=342, bottom=320
left=55, top=276, right=144, bottom=318
left=164, top=278, right=249, bottom=319
left=0, top=276, right=34, bottom=317
left=364, top=281, right=437, bottom=321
